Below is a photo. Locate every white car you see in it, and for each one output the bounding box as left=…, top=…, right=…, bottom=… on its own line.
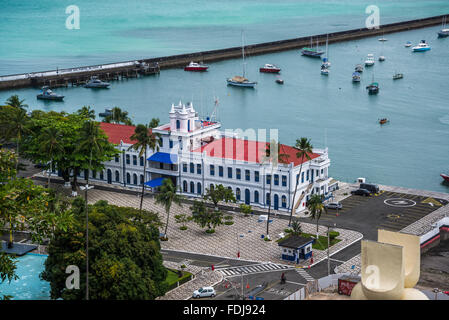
left=325, top=202, right=343, bottom=210
left=193, top=287, right=216, bottom=299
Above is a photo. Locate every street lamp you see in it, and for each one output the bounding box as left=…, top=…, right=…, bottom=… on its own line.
left=80, top=183, right=94, bottom=300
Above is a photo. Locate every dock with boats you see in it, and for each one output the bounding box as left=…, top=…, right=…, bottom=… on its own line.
left=0, top=14, right=448, bottom=91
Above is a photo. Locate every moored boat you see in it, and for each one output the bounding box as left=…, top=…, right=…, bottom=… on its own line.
left=355, top=64, right=364, bottom=73
left=320, top=66, right=329, bottom=75
left=259, top=64, right=281, bottom=73
left=275, top=77, right=284, bottom=84
left=438, top=29, right=449, bottom=38
left=301, top=37, right=324, bottom=58
left=412, top=40, right=431, bottom=52
left=393, top=72, right=403, bottom=80
left=365, top=54, right=375, bottom=66
left=184, top=61, right=209, bottom=71
left=378, top=55, right=385, bottom=61
left=84, top=76, right=110, bottom=88
left=99, top=108, right=113, bottom=117
left=366, top=82, right=379, bottom=94
left=227, top=32, right=257, bottom=88
left=379, top=118, right=389, bottom=125
left=352, top=72, right=361, bottom=82
left=36, top=86, right=64, bottom=101
left=441, top=173, right=449, bottom=183
left=405, top=41, right=412, bottom=47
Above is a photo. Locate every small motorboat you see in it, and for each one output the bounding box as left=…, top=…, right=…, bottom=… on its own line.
left=84, top=76, right=110, bottom=88
left=378, top=37, right=388, bottom=42
left=438, top=29, right=449, bottom=38
left=365, top=54, right=375, bottom=66
left=321, top=65, right=329, bottom=75
left=99, top=108, right=113, bottom=117
left=393, top=73, right=403, bottom=80
left=379, top=118, right=389, bottom=125
left=405, top=41, right=412, bottom=47
left=352, top=72, right=361, bottom=82
left=184, top=61, right=209, bottom=71
left=259, top=64, right=281, bottom=73
left=275, top=77, right=284, bottom=84
left=378, top=55, right=386, bottom=61
left=441, top=173, right=449, bottom=183
left=36, top=86, right=64, bottom=101
left=412, top=40, right=431, bottom=52
left=366, top=82, right=379, bottom=94
left=355, top=64, right=364, bottom=73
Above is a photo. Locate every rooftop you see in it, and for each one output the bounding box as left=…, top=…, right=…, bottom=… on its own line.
left=191, top=137, right=320, bottom=166
left=99, top=122, right=137, bottom=145
left=278, top=235, right=315, bottom=249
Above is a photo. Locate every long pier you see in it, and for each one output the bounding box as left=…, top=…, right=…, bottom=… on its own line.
left=1, top=14, right=448, bottom=91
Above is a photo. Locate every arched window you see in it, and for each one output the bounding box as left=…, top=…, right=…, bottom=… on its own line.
left=197, top=182, right=202, bottom=195
left=282, top=195, right=287, bottom=208
left=115, top=170, right=120, bottom=182
left=190, top=181, right=195, bottom=193
left=183, top=180, right=188, bottom=192
left=176, top=120, right=180, bottom=129
left=133, top=174, right=137, bottom=185
left=126, top=173, right=131, bottom=184
left=99, top=171, right=104, bottom=180
left=254, top=191, right=259, bottom=203
left=236, top=188, right=241, bottom=201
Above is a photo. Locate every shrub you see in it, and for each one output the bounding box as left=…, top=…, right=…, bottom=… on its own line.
left=224, top=215, right=233, bottom=221
left=239, top=204, right=252, bottom=216
left=180, top=264, right=186, bottom=269
left=284, top=228, right=292, bottom=233
left=224, top=221, right=234, bottom=225
left=179, top=226, right=187, bottom=230
left=263, top=237, right=271, bottom=242
left=206, top=229, right=215, bottom=234
left=328, top=231, right=340, bottom=240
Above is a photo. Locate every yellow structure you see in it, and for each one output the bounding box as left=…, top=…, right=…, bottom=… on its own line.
left=351, top=229, right=428, bottom=300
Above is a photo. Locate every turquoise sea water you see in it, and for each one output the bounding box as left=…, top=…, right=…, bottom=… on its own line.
left=0, top=1, right=448, bottom=193
left=1, top=0, right=449, bottom=74
left=0, top=254, right=50, bottom=300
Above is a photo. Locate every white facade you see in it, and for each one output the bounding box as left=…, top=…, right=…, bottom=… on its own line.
left=68, top=101, right=332, bottom=213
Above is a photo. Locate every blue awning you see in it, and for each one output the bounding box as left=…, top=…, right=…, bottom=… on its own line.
left=144, top=177, right=165, bottom=188
left=147, top=152, right=178, bottom=164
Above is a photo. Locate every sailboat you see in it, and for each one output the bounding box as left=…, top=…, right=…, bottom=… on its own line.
left=378, top=36, right=386, bottom=61
left=227, top=32, right=257, bottom=88
left=438, top=17, right=449, bottom=38
left=366, top=74, right=379, bottom=94
left=321, top=34, right=331, bottom=68
left=301, top=37, right=325, bottom=58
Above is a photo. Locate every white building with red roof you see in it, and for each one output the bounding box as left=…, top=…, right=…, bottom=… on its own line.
left=92, top=101, right=333, bottom=213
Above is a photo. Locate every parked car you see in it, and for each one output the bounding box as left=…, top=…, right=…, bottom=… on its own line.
left=351, top=188, right=371, bottom=196
left=192, top=287, right=216, bottom=299
left=360, top=183, right=379, bottom=194
left=325, top=202, right=342, bottom=210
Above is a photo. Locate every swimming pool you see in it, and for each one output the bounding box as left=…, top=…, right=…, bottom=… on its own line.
left=0, top=253, right=50, bottom=300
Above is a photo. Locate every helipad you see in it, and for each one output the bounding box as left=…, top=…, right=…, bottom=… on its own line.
left=384, top=198, right=416, bottom=207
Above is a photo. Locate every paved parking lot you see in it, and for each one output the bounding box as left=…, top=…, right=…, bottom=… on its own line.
left=299, top=190, right=448, bottom=241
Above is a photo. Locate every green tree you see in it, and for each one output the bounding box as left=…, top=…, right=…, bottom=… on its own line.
left=104, top=107, right=133, bottom=125
left=128, top=119, right=161, bottom=213
left=5, top=95, right=28, bottom=109
left=39, top=127, right=64, bottom=189
left=239, top=203, right=252, bottom=217
left=174, top=213, right=191, bottom=230
left=41, top=199, right=167, bottom=300
left=0, top=106, right=30, bottom=171
left=306, top=194, right=327, bottom=238
left=290, top=219, right=302, bottom=236
left=76, top=106, right=95, bottom=119
left=0, top=253, right=18, bottom=300
left=155, top=179, right=183, bottom=240
left=289, top=137, right=313, bottom=226
left=262, top=140, right=289, bottom=237
left=190, top=200, right=223, bottom=233
left=204, top=184, right=236, bottom=211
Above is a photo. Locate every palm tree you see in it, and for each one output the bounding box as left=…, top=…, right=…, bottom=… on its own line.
left=263, top=139, right=289, bottom=237
left=39, top=127, right=64, bottom=189
left=155, top=178, right=183, bottom=240
left=128, top=118, right=161, bottom=213
left=76, top=120, right=104, bottom=300
left=5, top=95, right=28, bottom=109
left=306, top=194, right=327, bottom=239
left=77, top=106, right=95, bottom=119
left=3, top=107, right=30, bottom=172
left=291, top=219, right=302, bottom=236
left=104, top=107, right=133, bottom=125
left=289, top=137, right=313, bottom=226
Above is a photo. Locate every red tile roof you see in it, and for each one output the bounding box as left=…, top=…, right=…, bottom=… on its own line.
left=192, top=137, right=320, bottom=166
left=99, top=122, right=137, bottom=145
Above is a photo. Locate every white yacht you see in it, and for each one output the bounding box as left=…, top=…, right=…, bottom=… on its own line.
left=84, top=76, right=110, bottom=88
left=365, top=54, right=375, bottom=66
